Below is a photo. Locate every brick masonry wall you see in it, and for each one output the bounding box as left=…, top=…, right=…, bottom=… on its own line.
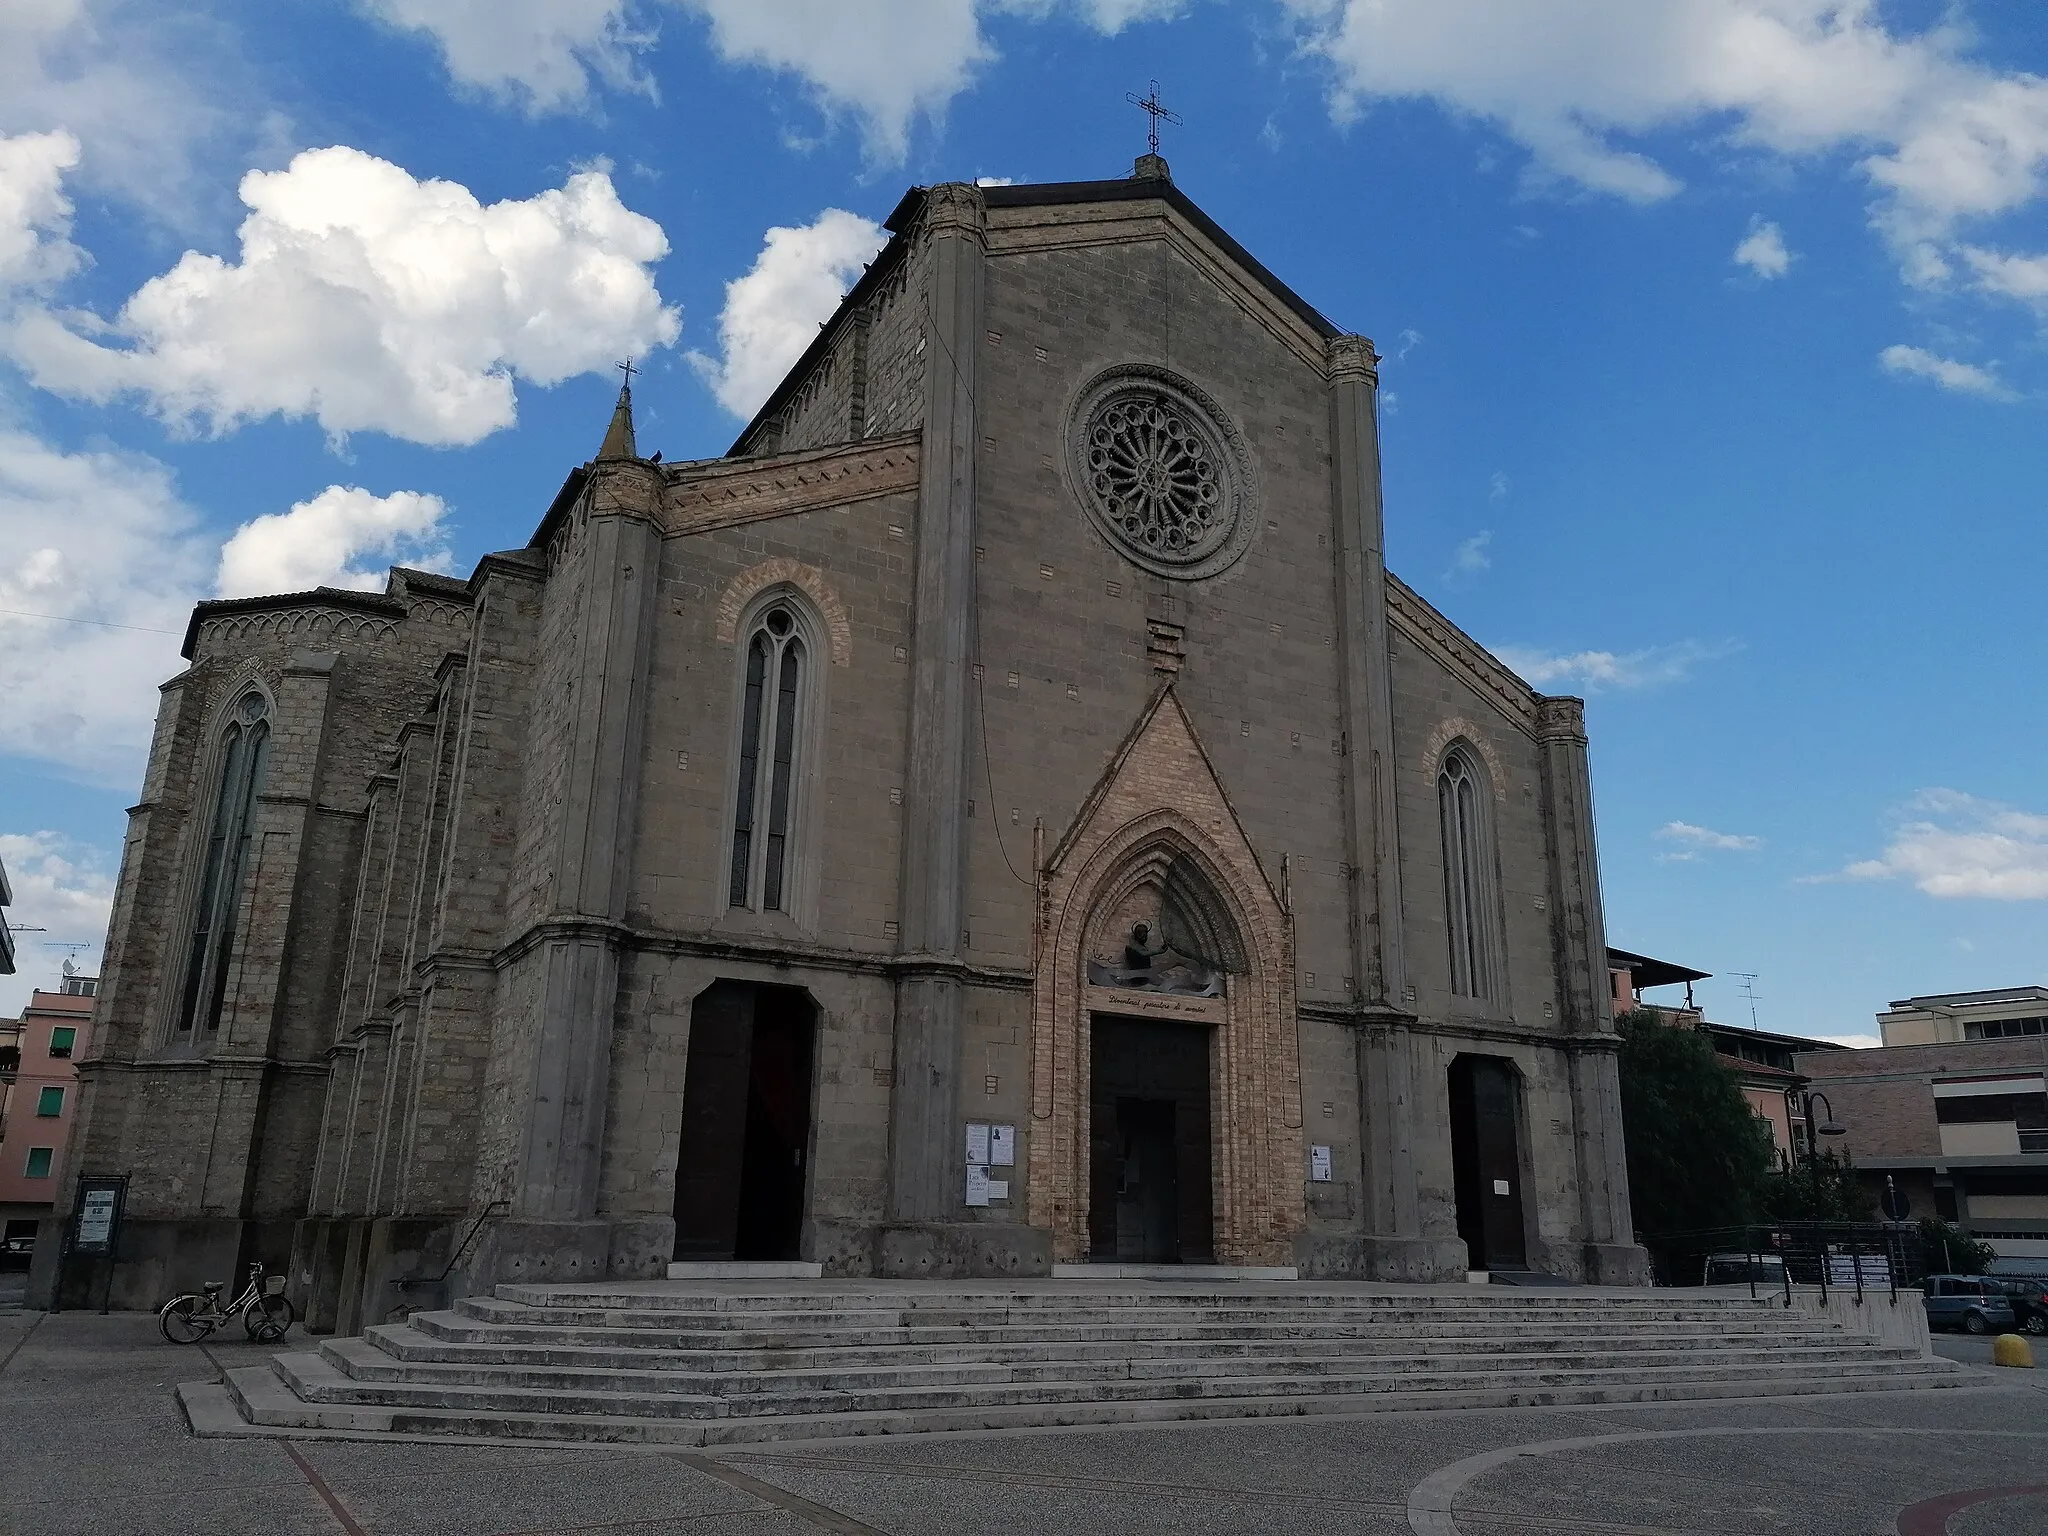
left=1798, top=1037, right=2048, bottom=1161
left=68, top=577, right=476, bottom=1231
left=629, top=490, right=917, bottom=947
left=970, top=236, right=1345, bottom=983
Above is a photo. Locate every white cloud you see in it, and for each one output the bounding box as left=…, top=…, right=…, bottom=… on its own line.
left=1495, top=638, right=1737, bottom=691
left=1284, top=1, right=2048, bottom=286
left=681, top=0, right=990, bottom=160
left=1658, top=820, right=1764, bottom=852
left=1392, top=327, right=1423, bottom=361
left=0, top=830, right=116, bottom=1016
left=690, top=207, right=886, bottom=419
left=1829, top=788, right=2048, bottom=900
left=0, top=429, right=206, bottom=783
left=216, top=486, right=455, bottom=599
left=367, top=1, right=1185, bottom=159
left=7, top=145, right=679, bottom=447
left=1, top=0, right=284, bottom=229
left=1812, top=1033, right=1880, bottom=1050
left=1878, top=343, right=2013, bottom=399
left=1733, top=217, right=1792, bottom=278
left=359, top=0, right=654, bottom=113
left=996, top=0, right=1182, bottom=32
left=1959, top=244, right=2048, bottom=310
left=0, top=129, right=83, bottom=293
left=1447, top=529, right=1492, bottom=576
left=1488, top=470, right=1507, bottom=500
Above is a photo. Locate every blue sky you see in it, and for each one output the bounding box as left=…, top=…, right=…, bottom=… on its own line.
left=2, top=0, right=2044, bottom=1039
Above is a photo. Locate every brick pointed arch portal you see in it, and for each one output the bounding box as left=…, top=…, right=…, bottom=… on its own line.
left=1029, top=688, right=1302, bottom=1265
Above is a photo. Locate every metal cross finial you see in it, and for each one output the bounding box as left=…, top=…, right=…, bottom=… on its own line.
left=1125, top=80, right=1181, bottom=155
left=616, top=358, right=638, bottom=384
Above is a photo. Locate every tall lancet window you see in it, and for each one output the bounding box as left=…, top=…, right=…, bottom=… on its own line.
left=1437, top=745, right=1499, bottom=1002
left=728, top=605, right=807, bottom=912
left=177, top=689, right=273, bottom=1035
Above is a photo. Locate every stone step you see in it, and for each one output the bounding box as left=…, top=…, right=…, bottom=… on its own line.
left=328, top=1336, right=1921, bottom=1399
left=203, top=1355, right=1965, bottom=1449
left=426, top=1310, right=1844, bottom=1352
left=272, top=1349, right=1960, bottom=1426
left=370, top=1320, right=1882, bottom=1373
left=485, top=1284, right=1781, bottom=1316
left=454, top=1297, right=1798, bottom=1335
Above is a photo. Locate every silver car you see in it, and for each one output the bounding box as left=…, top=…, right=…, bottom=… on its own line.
left=1922, top=1274, right=2017, bottom=1334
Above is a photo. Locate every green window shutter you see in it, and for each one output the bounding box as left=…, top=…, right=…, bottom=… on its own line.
left=36, top=1085, right=63, bottom=1116
left=24, top=1148, right=53, bottom=1178
left=48, top=1027, right=75, bottom=1058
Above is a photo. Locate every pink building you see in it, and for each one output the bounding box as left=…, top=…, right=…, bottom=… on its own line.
left=0, top=974, right=96, bottom=1261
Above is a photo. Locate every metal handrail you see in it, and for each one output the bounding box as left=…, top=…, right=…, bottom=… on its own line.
left=392, top=1200, right=509, bottom=1291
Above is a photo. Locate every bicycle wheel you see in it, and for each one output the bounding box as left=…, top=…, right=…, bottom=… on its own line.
left=159, top=1295, right=218, bottom=1345
left=243, top=1292, right=295, bottom=1343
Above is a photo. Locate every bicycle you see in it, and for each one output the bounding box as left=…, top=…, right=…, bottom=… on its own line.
left=158, top=1262, right=295, bottom=1344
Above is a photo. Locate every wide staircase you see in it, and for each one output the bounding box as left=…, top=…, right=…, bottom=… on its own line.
left=189, top=1280, right=1967, bottom=1446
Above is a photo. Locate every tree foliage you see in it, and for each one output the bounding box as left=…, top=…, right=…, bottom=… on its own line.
left=1912, top=1217, right=1997, bottom=1276
left=1761, top=1146, right=1876, bottom=1223
left=1615, top=1009, right=1778, bottom=1237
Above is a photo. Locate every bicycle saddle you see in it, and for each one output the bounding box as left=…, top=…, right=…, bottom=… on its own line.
left=202, top=1280, right=225, bottom=1293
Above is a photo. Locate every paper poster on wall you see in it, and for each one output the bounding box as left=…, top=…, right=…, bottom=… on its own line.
left=965, top=1163, right=993, bottom=1206
left=1492, top=1178, right=1511, bottom=1196
left=989, top=1124, right=1015, bottom=1166
left=987, top=1179, right=1009, bottom=1201
left=1308, top=1145, right=1333, bottom=1183
left=965, top=1122, right=991, bottom=1165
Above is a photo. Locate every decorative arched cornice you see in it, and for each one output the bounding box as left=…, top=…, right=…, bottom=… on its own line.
left=1421, top=716, right=1509, bottom=805
left=712, top=559, right=853, bottom=666
left=1028, top=688, right=1303, bottom=1266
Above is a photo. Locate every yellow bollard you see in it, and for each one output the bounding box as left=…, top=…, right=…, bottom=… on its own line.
left=1991, top=1333, right=2035, bottom=1368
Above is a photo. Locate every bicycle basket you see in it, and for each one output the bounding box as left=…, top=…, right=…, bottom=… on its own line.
left=264, top=1275, right=286, bottom=1295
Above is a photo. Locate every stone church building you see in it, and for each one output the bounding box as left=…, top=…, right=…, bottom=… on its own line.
left=36, top=162, right=1647, bottom=1321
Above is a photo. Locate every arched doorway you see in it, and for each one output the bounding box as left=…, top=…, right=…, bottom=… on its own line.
left=1448, top=1054, right=1528, bottom=1271
left=672, top=981, right=817, bottom=1261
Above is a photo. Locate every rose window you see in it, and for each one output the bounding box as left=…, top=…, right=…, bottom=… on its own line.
left=1086, top=392, right=1225, bottom=559
left=1067, top=366, right=1257, bottom=580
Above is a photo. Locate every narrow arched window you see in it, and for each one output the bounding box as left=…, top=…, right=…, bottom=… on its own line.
left=177, top=689, right=272, bottom=1034
left=728, top=605, right=806, bottom=911
left=1438, top=745, right=1498, bottom=1002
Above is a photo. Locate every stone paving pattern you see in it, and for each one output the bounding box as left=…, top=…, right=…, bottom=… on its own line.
left=5, top=1304, right=2044, bottom=1536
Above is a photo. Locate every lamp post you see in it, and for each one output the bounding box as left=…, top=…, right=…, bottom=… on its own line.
left=1784, top=1085, right=1846, bottom=1166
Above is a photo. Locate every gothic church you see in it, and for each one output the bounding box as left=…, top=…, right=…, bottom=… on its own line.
left=37, top=161, right=1648, bottom=1320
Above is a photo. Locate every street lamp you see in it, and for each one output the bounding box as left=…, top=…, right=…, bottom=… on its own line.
left=1784, top=1086, right=1847, bottom=1164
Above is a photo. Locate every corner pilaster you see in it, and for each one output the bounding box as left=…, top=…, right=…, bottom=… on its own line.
left=1536, top=695, right=1647, bottom=1282
left=888, top=183, right=987, bottom=1229
left=512, top=463, right=663, bottom=1227
left=1326, top=335, right=1404, bottom=1007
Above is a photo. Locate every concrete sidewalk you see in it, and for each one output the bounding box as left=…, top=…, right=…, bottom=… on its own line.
left=4, top=1306, right=2045, bottom=1536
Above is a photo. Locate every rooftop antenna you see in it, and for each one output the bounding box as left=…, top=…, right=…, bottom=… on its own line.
left=1125, top=80, right=1181, bottom=156
left=1730, top=971, right=1761, bottom=1030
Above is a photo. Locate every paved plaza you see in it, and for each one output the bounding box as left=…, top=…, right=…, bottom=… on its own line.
left=2, top=1304, right=2044, bottom=1536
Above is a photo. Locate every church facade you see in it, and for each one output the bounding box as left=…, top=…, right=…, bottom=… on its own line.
left=36, top=164, right=1648, bottom=1321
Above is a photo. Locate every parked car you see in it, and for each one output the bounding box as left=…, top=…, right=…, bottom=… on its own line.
left=1921, top=1275, right=2017, bottom=1335
left=1987, top=1276, right=2048, bottom=1337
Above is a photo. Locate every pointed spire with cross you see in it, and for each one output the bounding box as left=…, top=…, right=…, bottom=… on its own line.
left=597, top=358, right=638, bottom=461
